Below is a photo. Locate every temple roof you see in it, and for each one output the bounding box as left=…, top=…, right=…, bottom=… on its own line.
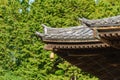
left=36, top=15, right=120, bottom=80
left=79, top=15, right=120, bottom=27
left=36, top=15, right=120, bottom=49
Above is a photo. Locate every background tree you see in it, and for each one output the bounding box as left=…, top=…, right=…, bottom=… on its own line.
left=0, top=0, right=120, bottom=80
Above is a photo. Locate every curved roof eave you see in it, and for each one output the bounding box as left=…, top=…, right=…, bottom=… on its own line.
left=79, top=15, right=120, bottom=27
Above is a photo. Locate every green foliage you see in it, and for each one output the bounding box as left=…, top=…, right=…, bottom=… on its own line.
left=0, top=0, right=120, bottom=80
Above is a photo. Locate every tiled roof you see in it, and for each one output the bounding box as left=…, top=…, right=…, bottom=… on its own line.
left=79, top=15, right=120, bottom=27
left=36, top=24, right=96, bottom=42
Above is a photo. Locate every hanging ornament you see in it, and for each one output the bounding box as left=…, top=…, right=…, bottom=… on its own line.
left=50, top=52, right=54, bottom=61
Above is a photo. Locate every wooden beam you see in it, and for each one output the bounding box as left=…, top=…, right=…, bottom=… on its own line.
left=68, top=53, right=100, bottom=57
